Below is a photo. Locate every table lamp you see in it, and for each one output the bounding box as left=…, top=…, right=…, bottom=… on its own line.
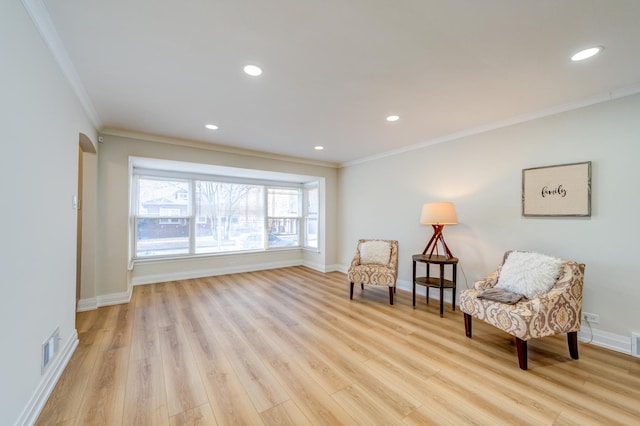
left=420, top=202, right=458, bottom=259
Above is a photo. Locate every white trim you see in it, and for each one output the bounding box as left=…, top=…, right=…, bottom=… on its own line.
left=323, top=263, right=342, bottom=273
left=104, top=128, right=339, bottom=169
left=76, top=288, right=132, bottom=312
left=20, top=0, right=640, bottom=171
left=131, top=259, right=303, bottom=286
left=96, top=288, right=132, bottom=307
left=395, top=278, right=411, bottom=293
left=578, top=325, right=632, bottom=356
left=368, top=271, right=637, bottom=357
left=21, top=0, right=101, bottom=128
left=14, top=330, right=79, bottom=426
left=76, top=297, right=97, bottom=312
left=341, top=83, right=640, bottom=168
left=301, top=260, right=340, bottom=273
left=632, top=332, right=640, bottom=358
left=301, top=260, right=325, bottom=273
left=80, top=264, right=636, bottom=357
left=397, top=278, right=456, bottom=305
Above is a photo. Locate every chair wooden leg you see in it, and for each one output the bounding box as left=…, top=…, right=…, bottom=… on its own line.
left=464, top=313, right=472, bottom=338
left=350, top=282, right=354, bottom=300
left=568, top=331, right=579, bottom=359
left=361, top=283, right=364, bottom=290
left=516, top=337, right=528, bottom=370
left=388, top=287, right=394, bottom=305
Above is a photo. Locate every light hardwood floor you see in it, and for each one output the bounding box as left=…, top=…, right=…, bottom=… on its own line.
left=37, top=266, right=640, bottom=425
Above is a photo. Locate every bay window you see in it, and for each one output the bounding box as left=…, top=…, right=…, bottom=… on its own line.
left=132, top=164, right=319, bottom=260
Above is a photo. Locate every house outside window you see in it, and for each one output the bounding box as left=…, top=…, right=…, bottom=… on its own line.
left=131, top=165, right=320, bottom=259
left=135, top=178, right=190, bottom=256
left=304, top=183, right=319, bottom=249
left=267, top=187, right=300, bottom=248
left=194, top=181, right=265, bottom=254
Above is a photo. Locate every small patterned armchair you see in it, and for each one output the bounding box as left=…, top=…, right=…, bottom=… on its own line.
left=348, top=239, right=399, bottom=305
left=460, top=250, right=585, bottom=370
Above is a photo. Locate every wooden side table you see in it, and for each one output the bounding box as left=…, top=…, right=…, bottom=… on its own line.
left=412, top=254, right=458, bottom=317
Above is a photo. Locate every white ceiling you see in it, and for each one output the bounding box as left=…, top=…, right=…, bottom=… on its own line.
left=36, top=0, right=640, bottom=165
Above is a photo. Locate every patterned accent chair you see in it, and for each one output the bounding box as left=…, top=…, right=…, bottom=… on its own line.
left=460, top=251, right=586, bottom=370
left=348, top=239, right=399, bottom=305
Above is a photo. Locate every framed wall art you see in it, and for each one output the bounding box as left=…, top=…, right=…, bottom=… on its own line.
left=522, top=161, right=591, bottom=217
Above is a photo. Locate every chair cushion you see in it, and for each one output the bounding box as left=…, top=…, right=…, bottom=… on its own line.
left=495, top=251, right=563, bottom=299
left=360, top=240, right=391, bottom=266
left=477, top=288, right=523, bottom=304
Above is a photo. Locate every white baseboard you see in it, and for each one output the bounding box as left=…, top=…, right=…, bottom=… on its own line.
left=130, top=259, right=303, bottom=286
left=97, top=288, right=132, bottom=306
left=301, top=261, right=341, bottom=273
left=76, top=297, right=97, bottom=312
left=324, top=263, right=342, bottom=272
left=76, top=287, right=132, bottom=312
left=397, top=278, right=456, bottom=305
left=83, top=265, right=636, bottom=358
left=336, top=265, right=348, bottom=274
left=301, top=260, right=325, bottom=273
left=14, top=330, right=79, bottom=426
left=578, top=324, right=633, bottom=356
left=399, top=278, right=634, bottom=356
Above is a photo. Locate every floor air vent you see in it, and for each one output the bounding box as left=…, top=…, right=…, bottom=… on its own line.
left=42, top=327, right=60, bottom=373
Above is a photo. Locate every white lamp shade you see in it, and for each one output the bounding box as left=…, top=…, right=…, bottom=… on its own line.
left=420, top=202, right=458, bottom=225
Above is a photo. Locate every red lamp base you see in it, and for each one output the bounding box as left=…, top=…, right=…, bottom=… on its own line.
left=422, top=224, right=454, bottom=259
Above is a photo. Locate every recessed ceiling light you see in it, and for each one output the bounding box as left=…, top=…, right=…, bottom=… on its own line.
left=386, top=115, right=400, bottom=122
left=205, top=124, right=218, bottom=130
left=243, top=65, right=263, bottom=76
left=314, top=146, right=324, bottom=150
left=571, top=46, right=603, bottom=62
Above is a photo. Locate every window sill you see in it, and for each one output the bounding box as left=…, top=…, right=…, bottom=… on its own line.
left=132, top=246, right=303, bottom=265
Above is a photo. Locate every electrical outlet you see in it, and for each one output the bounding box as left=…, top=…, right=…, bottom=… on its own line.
left=582, top=312, right=600, bottom=324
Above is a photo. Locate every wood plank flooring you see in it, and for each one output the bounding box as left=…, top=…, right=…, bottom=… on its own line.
left=37, top=266, right=640, bottom=425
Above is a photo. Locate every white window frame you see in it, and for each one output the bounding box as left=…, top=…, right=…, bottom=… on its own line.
left=303, top=182, right=319, bottom=250
left=131, top=166, right=319, bottom=260
left=266, top=187, right=302, bottom=248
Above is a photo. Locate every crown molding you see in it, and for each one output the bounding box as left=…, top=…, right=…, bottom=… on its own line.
left=341, top=83, right=640, bottom=168
left=21, top=0, right=101, bottom=128
left=101, top=127, right=341, bottom=169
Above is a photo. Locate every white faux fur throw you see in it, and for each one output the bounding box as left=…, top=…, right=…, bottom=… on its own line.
left=495, top=251, right=563, bottom=299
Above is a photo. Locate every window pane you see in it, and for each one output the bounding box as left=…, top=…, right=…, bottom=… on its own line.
left=131, top=168, right=315, bottom=260
left=135, top=178, right=190, bottom=257
left=305, top=186, right=318, bottom=248
left=267, top=188, right=300, bottom=247
left=267, top=218, right=299, bottom=247
left=136, top=218, right=189, bottom=257
left=268, top=188, right=299, bottom=217
left=137, top=178, right=190, bottom=216
left=195, top=181, right=264, bottom=253
left=305, top=218, right=318, bottom=248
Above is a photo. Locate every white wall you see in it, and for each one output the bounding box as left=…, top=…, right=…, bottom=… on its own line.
left=96, top=133, right=339, bottom=297
left=338, top=93, right=640, bottom=345
left=0, top=1, right=97, bottom=424
left=79, top=149, right=98, bottom=301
